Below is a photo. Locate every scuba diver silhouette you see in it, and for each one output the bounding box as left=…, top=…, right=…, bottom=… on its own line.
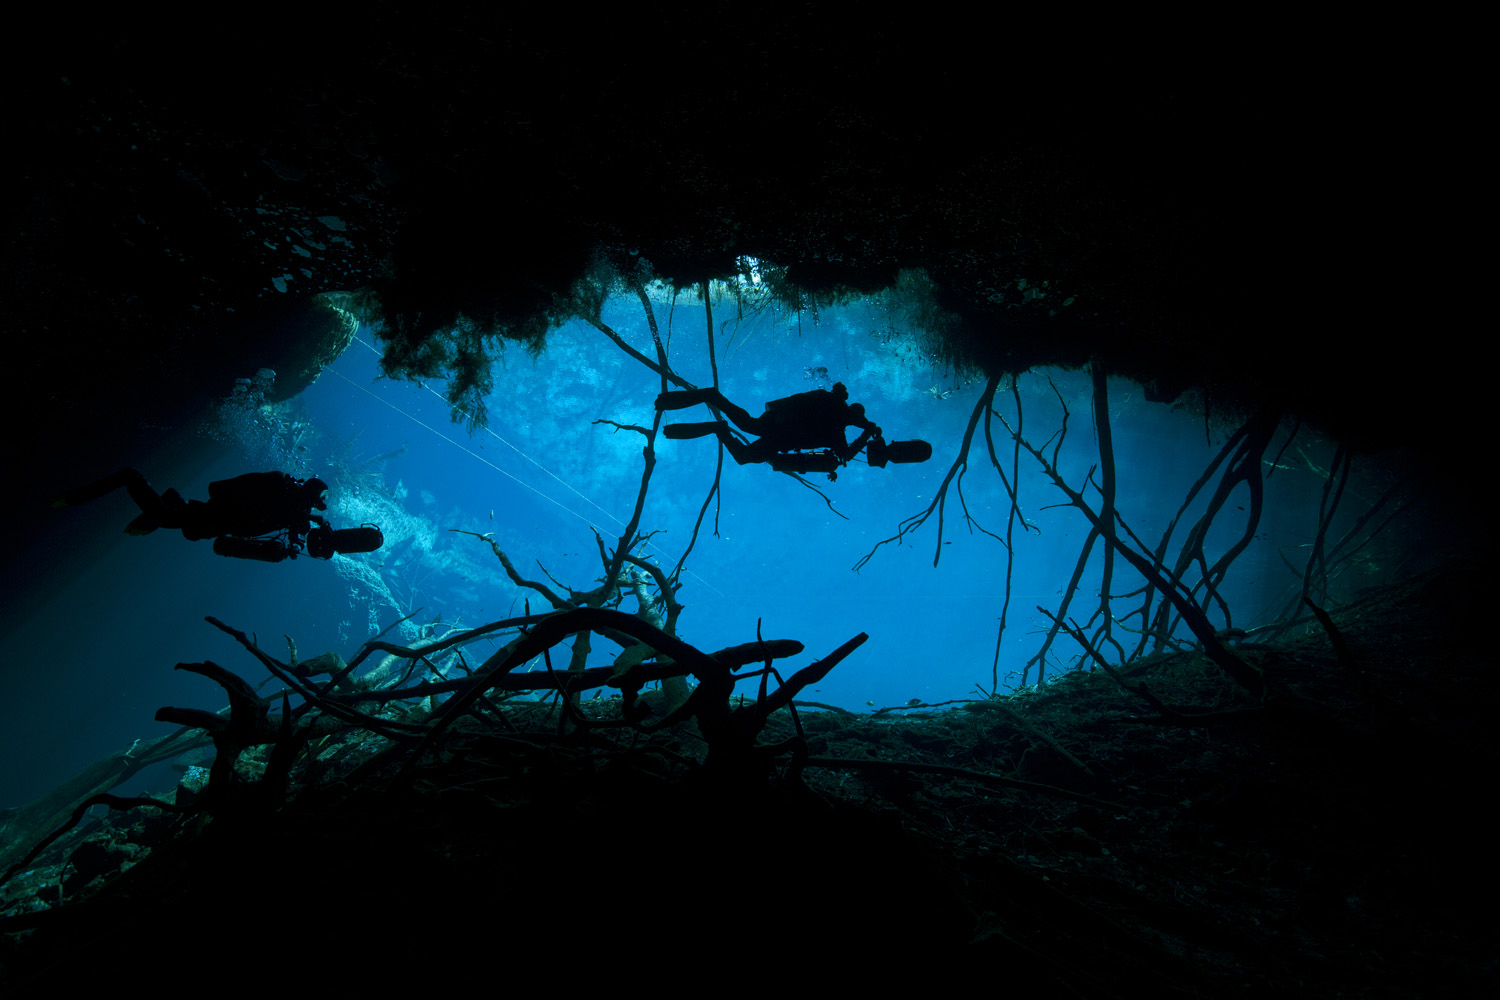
left=656, top=383, right=932, bottom=478
left=52, top=469, right=384, bottom=562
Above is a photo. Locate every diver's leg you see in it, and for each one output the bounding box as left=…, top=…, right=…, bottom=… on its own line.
left=49, top=468, right=173, bottom=535
left=718, top=433, right=762, bottom=465
left=176, top=501, right=221, bottom=541
left=124, top=475, right=170, bottom=535
left=661, top=421, right=761, bottom=465
left=656, top=388, right=765, bottom=432
left=655, top=389, right=721, bottom=411
left=662, top=421, right=726, bottom=440
left=126, top=489, right=189, bottom=536
left=711, top=426, right=780, bottom=465
left=714, top=397, right=765, bottom=435
left=51, top=468, right=154, bottom=508
left=123, top=513, right=159, bottom=535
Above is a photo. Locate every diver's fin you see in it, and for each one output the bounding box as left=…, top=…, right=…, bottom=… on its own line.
left=124, top=513, right=160, bottom=536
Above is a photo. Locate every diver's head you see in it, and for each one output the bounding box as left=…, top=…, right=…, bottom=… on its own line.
left=831, top=382, right=849, bottom=402
left=302, top=477, right=329, bottom=510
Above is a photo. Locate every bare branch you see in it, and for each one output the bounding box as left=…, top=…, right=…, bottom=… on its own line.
left=995, top=413, right=1266, bottom=699
left=855, top=375, right=999, bottom=572
left=985, top=377, right=1030, bottom=697
left=1301, top=443, right=1352, bottom=610
left=670, top=281, right=726, bottom=581
left=592, top=418, right=652, bottom=437
left=450, top=528, right=573, bottom=609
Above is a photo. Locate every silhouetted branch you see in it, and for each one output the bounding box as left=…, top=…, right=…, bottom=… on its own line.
left=788, top=471, right=850, bottom=519
left=1265, top=418, right=1301, bottom=479
left=449, top=529, right=572, bottom=608
left=1024, top=502, right=1101, bottom=686
left=1127, top=421, right=1246, bottom=658
left=204, top=617, right=427, bottom=740
left=326, top=636, right=806, bottom=705
left=585, top=313, right=694, bottom=391
left=984, top=377, right=1033, bottom=696
left=0, top=729, right=210, bottom=880
left=1011, top=381, right=1095, bottom=686
left=1088, top=363, right=1121, bottom=662
left=996, top=414, right=1266, bottom=699
left=1157, top=411, right=1279, bottom=643
left=671, top=281, right=725, bottom=582
left=855, top=375, right=999, bottom=572
left=1301, top=443, right=1351, bottom=610
left=1261, top=451, right=1407, bottom=639
left=598, top=286, right=670, bottom=609
left=1038, top=607, right=1187, bottom=721
left=325, top=609, right=542, bottom=693
left=623, top=552, right=682, bottom=635
left=405, top=606, right=856, bottom=776
left=592, top=418, right=651, bottom=436
left=2, top=794, right=189, bottom=886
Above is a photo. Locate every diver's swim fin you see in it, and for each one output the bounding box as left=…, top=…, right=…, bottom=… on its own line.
left=124, top=512, right=159, bottom=536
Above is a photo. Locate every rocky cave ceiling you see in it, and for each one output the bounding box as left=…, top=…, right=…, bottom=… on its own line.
left=3, top=9, right=1463, bottom=490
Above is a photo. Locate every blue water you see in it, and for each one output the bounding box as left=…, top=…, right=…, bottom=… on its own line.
left=0, top=287, right=1340, bottom=808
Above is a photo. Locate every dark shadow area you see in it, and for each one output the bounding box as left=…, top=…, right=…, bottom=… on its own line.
left=0, top=566, right=1490, bottom=993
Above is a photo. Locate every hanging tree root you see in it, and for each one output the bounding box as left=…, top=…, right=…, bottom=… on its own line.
left=998, top=400, right=1268, bottom=700
left=855, top=375, right=1004, bottom=572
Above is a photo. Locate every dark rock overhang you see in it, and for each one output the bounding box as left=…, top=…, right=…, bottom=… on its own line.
left=3, top=8, right=1470, bottom=486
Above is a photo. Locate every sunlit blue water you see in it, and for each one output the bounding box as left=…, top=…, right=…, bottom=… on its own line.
left=1, top=288, right=1339, bottom=807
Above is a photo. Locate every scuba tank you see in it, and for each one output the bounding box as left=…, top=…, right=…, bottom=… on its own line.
left=213, top=535, right=289, bottom=562
left=769, top=451, right=840, bottom=474
left=213, top=523, right=384, bottom=561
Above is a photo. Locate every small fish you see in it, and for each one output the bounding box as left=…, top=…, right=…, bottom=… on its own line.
left=489, top=508, right=494, bottom=520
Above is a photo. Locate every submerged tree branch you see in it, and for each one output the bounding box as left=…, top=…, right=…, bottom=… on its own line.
left=855, top=375, right=1000, bottom=572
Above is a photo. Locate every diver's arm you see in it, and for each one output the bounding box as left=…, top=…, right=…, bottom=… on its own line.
left=840, top=403, right=882, bottom=461
left=842, top=425, right=880, bottom=462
